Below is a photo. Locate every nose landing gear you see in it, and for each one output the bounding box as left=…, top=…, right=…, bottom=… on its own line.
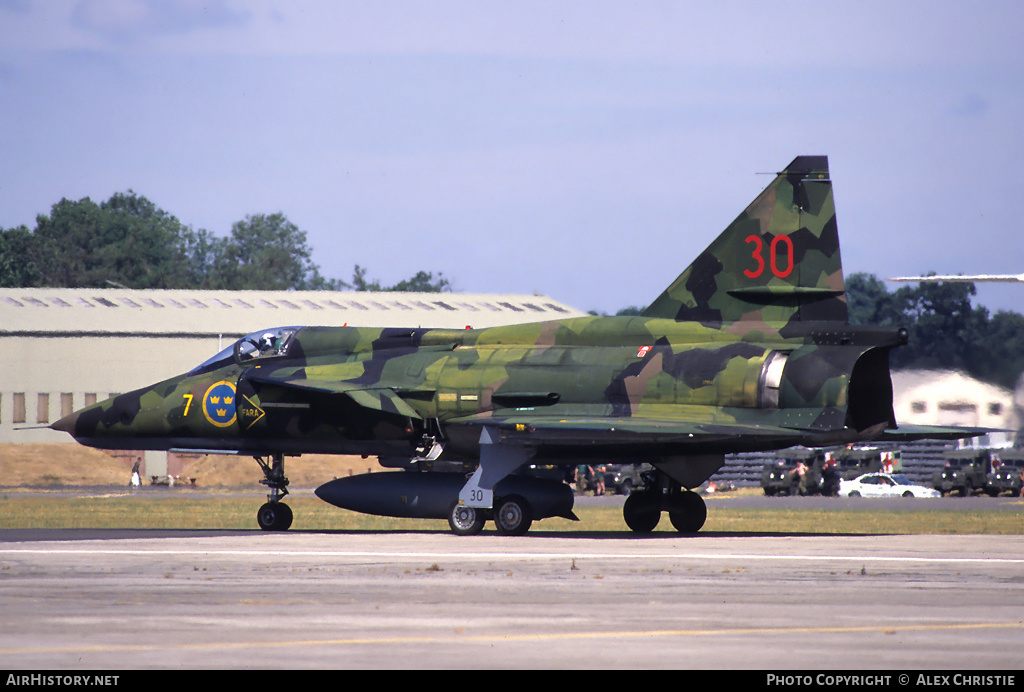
left=255, top=453, right=292, bottom=531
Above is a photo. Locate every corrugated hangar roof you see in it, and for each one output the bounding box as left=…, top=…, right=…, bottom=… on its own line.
left=0, top=288, right=585, bottom=336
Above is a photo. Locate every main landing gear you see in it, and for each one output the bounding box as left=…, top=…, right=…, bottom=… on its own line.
left=622, top=469, right=707, bottom=534
left=255, top=452, right=292, bottom=531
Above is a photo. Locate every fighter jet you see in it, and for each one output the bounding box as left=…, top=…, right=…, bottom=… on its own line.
left=52, top=156, right=981, bottom=535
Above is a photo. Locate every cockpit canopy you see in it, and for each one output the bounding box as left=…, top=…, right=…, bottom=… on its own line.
left=189, top=326, right=301, bottom=376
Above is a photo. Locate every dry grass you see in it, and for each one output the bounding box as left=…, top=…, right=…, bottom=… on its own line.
left=0, top=443, right=384, bottom=489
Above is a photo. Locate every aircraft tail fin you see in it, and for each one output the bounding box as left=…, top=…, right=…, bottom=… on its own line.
left=643, top=156, right=846, bottom=328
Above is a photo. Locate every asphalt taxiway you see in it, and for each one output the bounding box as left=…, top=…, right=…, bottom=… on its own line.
left=0, top=528, right=1022, bottom=669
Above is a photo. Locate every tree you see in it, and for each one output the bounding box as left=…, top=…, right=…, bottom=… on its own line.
left=975, top=310, right=1024, bottom=389
left=846, top=272, right=1023, bottom=388
left=179, top=226, right=232, bottom=288
left=890, top=280, right=989, bottom=373
left=347, top=264, right=450, bottom=293
left=349, top=264, right=380, bottom=291
left=213, top=213, right=324, bottom=290
left=0, top=190, right=451, bottom=295
left=388, top=270, right=451, bottom=293
left=0, top=225, right=40, bottom=287
left=846, top=272, right=902, bottom=326
left=25, top=192, right=188, bottom=289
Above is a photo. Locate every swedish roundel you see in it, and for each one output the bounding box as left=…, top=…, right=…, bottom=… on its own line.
left=202, top=381, right=237, bottom=428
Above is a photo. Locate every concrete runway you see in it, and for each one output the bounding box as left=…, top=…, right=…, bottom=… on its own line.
left=1, top=528, right=1022, bottom=670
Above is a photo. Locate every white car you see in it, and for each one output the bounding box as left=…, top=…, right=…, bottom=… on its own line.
left=839, top=473, right=940, bottom=498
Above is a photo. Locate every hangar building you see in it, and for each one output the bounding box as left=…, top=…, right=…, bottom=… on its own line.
left=1, top=288, right=584, bottom=455
left=891, top=369, right=1018, bottom=447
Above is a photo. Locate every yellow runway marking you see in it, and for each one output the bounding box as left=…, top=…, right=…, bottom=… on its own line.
left=2, top=621, right=1021, bottom=657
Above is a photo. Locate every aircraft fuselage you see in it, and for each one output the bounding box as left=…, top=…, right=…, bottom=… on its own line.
left=53, top=315, right=903, bottom=464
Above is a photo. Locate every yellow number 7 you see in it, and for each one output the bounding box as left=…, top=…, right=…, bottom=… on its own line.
left=182, top=393, right=194, bottom=416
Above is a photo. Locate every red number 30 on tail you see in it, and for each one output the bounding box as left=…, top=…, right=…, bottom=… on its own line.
left=743, top=234, right=794, bottom=279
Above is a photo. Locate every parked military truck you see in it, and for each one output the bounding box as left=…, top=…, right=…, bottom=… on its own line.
left=985, top=449, right=1024, bottom=497
left=761, top=448, right=839, bottom=496
left=933, top=448, right=992, bottom=497
left=831, top=447, right=898, bottom=480
left=602, top=463, right=651, bottom=495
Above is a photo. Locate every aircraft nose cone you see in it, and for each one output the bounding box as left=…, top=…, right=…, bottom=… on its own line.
left=50, top=411, right=80, bottom=435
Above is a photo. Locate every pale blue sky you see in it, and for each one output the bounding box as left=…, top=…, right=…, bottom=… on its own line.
left=2, top=1, right=1022, bottom=315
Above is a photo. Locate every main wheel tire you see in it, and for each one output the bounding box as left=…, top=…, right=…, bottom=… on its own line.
left=494, top=495, right=533, bottom=536
left=257, top=502, right=293, bottom=531
left=448, top=502, right=485, bottom=536
left=623, top=490, right=660, bottom=533
left=668, top=490, right=706, bottom=534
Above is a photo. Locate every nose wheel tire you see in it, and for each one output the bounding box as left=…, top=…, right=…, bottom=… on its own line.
left=254, top=453, right=292, bottom=531
left=257, top=502, right=293, bottom=531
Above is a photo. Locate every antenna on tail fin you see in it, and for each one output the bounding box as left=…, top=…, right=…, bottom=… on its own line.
left=643, top=156, right=847, bottom=328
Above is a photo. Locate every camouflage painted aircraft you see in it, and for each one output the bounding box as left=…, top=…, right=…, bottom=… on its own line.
left=52, top=156, right=980, bottom=535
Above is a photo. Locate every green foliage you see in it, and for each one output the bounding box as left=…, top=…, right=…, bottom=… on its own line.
left=192, top=213, right=329, bottom=291
left=388, top=270, right=451, bottom=293
left=349, top=264, right=381, bottom=291
left=846, top=273, right=902, bottom=326
left=348, top=264, right=450, bottom=293
left=6, top=191, right=189, bottom=289
left=977, top=311, right=1024, bottom=387
left=0, top=225, right=39, bottom=287
left=0, top=192, right=449, bottom=293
